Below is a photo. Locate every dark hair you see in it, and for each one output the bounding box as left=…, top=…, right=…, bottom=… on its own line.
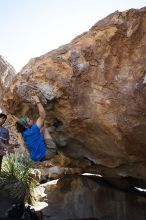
left=0, top=113, right=7, bottom=120
left=15, top=122, right=26, bottom=133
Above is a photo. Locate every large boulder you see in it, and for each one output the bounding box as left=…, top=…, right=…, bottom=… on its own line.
left=1, top=8, right=146, bottom=181
left=41, top=175, right=146, bottom=220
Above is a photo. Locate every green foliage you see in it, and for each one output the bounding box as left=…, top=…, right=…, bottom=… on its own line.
left=0, top=153, right=38, bottom=204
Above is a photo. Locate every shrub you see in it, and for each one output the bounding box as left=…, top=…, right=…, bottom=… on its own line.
left=0, top=153, right=38, bottom=204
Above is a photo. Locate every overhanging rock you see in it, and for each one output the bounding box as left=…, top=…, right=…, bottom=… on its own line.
left=1, top=8, right=146, bottom=181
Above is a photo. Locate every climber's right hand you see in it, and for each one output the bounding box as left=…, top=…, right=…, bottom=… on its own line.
left=31, top=96, right=40, bottom=104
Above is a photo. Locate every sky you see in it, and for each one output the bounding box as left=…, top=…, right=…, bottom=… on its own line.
left=1, top=0, right=146, bottom=72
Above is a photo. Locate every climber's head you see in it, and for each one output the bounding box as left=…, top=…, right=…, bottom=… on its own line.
left=16, top=116, right=33, bottom=133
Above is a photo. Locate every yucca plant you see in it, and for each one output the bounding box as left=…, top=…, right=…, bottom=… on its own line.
left=0, top=152, right=38, bottom=204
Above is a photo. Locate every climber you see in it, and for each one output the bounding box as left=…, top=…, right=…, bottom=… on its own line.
left=0, top=113, right=9, bottom=173
left=15, top=95, right=57, bottom=162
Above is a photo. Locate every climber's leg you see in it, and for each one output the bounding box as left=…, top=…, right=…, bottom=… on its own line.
left=42, top=128, right=57, bottom=160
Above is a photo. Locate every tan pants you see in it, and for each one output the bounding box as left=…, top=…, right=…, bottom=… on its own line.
left=42, top=139, right=57, bottom=161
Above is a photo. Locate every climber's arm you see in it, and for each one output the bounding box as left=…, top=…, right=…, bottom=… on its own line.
left=31, top=96, right=46, bottom=128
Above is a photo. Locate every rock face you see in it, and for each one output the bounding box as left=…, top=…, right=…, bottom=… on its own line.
left=0, top=55, right=16, bottom=92
left=42, top=175, right=146, bottom=220
left=1, top=8, right=146, bottom=181
left=0, top=55, right=16, bottom=84
left=0, top=56, right=17, bottom=144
